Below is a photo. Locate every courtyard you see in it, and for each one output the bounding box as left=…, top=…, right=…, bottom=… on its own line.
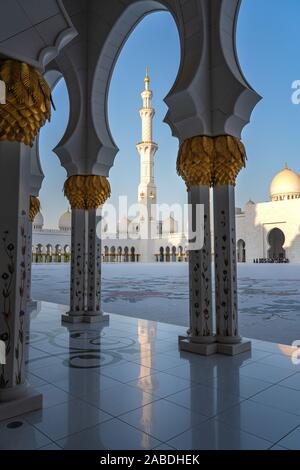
left=32, top=263, right=300, bottom=346
left=0, top=301, right=299, bottom=450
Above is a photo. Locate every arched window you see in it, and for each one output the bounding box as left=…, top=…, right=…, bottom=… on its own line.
left=111, top=246, right=116, bottom=262
left=104, top=246, right=109, bottom=262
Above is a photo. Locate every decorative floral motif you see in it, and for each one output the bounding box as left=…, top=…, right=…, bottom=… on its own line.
left=87, top=222, right=101, bottom=312
left=26, top=224, right=33, bottom=301
left=74, top=241, right=84, bottom=312
left=189, top=208, right=212, bottom=337
left=69, top=210, right=103, bottom=317
left=15, top=225, right=27, bottom=384
left=215, top=205, right=238, bottom=338
left=0, top=230, right=14, bottom=388
left=0, top=221, right=29, bottom=388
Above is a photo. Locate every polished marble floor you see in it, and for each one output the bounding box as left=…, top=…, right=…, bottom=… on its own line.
left=32, top=263, right=300, bottom=344
left=1, top=301, right=300, bottom=450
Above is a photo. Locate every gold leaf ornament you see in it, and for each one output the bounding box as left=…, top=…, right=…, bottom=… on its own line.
left=29, top=196, right=40, bottom=222
left=64, top=175, right=111, bottom=210
left=176, top=136, right=212, bottom=187
left=177, top=135, right=246, bottom=188
left=0, top=60, right=51, bottom=146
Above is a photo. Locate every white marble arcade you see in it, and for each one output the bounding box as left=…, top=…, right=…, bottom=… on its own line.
left=0, top=302, right=300, bottom=450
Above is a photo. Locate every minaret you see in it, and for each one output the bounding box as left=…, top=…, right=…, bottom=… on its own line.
left=136, top=67, right=158, bottom=227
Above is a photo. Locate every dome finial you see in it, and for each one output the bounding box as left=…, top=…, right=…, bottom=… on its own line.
left=285, top=162, right=289, bottom=169
left=145, top=66, right=149, bottom=83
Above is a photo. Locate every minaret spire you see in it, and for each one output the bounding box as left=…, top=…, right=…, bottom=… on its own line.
left=136, top=68, right=158, bottom=245
left=144, top=66, right=149, bottom=90
left=137, top=67, right=158, bottom=195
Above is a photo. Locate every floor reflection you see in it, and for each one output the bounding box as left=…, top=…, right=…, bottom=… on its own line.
left=8, top=302, right=297, bottom=449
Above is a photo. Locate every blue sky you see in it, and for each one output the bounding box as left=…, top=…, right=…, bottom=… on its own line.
left=39, top=0, right=300, bottom=227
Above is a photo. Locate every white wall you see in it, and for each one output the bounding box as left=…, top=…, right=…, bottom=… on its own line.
left=236, top=200, right=300, bottom=262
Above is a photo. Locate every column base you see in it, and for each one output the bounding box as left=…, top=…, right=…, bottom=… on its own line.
left=0, top=387, right=42, bottom=422
left=179, top=336, right=251, bottom=356
left=217, top=339, right=251, bottom=356
left=62, top=311, right=109, bottom=324
left=27, top=300, right=42, bottom=318
left=179, top=336, right=218, bottom=356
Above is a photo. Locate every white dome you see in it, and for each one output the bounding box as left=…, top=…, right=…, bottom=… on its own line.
left=270, top=166, right=300, bottom=201
left=33, top=212, right=44, bottom=229
left=59, top=209, right=71, bottom=231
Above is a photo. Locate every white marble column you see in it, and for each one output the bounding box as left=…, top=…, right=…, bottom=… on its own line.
left=63, top=209, right=86, bottom=321
left=62, top=208, right=108, bottom=324
left=26, top=219, right=34, bottom=304
left=0, top=141, right=42, bottom=420
left=179, top=185, right=216, bottom=355
left=87, top=209, right=99, bottom=313
left=86, top=209, right=108, bottom=321
left=214, top=185, right=250, bottom=355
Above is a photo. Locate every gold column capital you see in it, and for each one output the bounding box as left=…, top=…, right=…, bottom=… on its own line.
left=29, top=196, right=40, bottom=222
left=177, top=135, right=246, bottom=188
left=64, top=175, right=111, bottom=210
left=0, top=59, right=51, bottom=147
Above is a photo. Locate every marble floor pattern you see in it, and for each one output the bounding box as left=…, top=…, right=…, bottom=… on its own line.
left=1, top=301, right=300, bottom=450
left=32, top=263, right=300, bottom=344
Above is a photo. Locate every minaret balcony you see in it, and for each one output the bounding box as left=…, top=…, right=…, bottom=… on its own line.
left=136, top=141, right=158, bottom=146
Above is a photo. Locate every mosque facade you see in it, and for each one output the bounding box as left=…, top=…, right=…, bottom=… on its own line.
left=32, top=75, right=300, bottom=264
left=236, top=165, right=300, bottom=264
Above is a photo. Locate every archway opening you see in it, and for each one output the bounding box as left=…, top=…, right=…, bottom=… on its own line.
left=31, top=9, right=187, bottom=328
left=268, top=228, right=286, bottom=261
left=99, top=11, right=188, bottom=325
left=106, top=9, right=182, bottom=263
left=237, top=239, right=246, bottom=263
left=31, top=76, right=71, bottom=302
left=38, top=76, right=70, bottom=230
